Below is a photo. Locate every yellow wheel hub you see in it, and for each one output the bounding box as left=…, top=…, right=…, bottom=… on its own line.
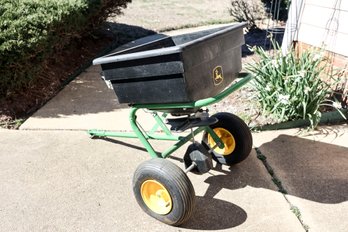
left=140, top=180, right=172, bottom=215
left=208, top=128, right=236, bottom=155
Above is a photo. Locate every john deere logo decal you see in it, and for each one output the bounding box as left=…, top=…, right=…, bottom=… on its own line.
left=213, top=66, right=223, bottom=85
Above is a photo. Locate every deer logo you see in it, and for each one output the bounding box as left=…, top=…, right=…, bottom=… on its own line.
left=213, top=66, right=224, bottom=86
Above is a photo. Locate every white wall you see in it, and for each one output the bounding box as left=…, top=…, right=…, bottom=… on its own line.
left=283, top=0, right=348, bottom=57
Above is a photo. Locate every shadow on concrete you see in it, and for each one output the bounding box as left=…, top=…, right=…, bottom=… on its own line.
left=196, top=150, right=278, bottom=202
left=168, top=130, right=347, bottom=230
left=33, top=23, right=155, bottom=118
left=93, top=128, right=348, bottom=230
left=201, top=132, right=348, bottom=205
left=180, top=154, right=270, bottom=230
left=171, top=150, right=272, bottom=230
left=91, top=137, right=148, bottom=153
left=104, top=23, right=157, bottom=47
left=306, top=126, right=346, bottom=140
left=182, top=196, right=247, bottom=230
left=259, top=134, right=348, bottom=204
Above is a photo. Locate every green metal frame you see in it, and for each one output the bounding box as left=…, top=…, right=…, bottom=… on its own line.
left=88, top=73, right=252, bottom=158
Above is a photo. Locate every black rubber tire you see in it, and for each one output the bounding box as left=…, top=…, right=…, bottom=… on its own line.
left=133, top=158, right=195, bottom=226
left=202, top=112, right=253, bottom=165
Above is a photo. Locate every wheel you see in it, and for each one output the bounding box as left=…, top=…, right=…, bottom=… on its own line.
left=133, top=158, right=195, bottom=226
left=202, top=112, right=253, bottom=165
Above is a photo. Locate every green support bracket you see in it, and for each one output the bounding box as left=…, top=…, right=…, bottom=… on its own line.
left=160, top=126, right=206, bottom=158
left=87, top=73, right=252, bottom=159
left=151, top=112, right=172, bottom=136
left=88, top=130, right=138, bottom=138
left=128, top=108, right=160, bottom=158
left=204, top=126, right=225, bottom=149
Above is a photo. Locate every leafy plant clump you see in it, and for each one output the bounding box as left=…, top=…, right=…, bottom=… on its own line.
left=0, top=0, right=131, bottom=99
left=246, top=42, right=344, bottom=128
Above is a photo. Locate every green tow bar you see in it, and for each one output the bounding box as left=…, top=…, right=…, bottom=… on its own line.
left=88, top=73, right=252, bottom=159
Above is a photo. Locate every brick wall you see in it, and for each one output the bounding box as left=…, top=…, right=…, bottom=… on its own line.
left=296, top=41, right=348, bottom=97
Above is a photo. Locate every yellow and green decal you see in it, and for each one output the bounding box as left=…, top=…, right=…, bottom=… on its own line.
left=213, top=66, right=223, bottom=85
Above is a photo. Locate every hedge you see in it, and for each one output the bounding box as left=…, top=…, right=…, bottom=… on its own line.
left=0, top=0, right=131, bottom=99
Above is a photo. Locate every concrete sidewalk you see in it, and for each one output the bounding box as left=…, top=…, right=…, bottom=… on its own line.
left=1, top=129, right=303, bottom=231
left=5, top=24, right=348, bottom=231
left=2, top=126, right=348, bottom=231
left=253, top=126, right=348, bottom=232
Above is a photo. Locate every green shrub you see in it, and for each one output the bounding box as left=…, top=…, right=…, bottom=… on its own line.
left=0, top=0, right=130, bottom=99
left=246, top=42, right=342, bottom=128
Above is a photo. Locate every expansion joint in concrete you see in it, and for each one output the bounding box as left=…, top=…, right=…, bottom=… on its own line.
left=254, top=147, right=310, bottom=231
